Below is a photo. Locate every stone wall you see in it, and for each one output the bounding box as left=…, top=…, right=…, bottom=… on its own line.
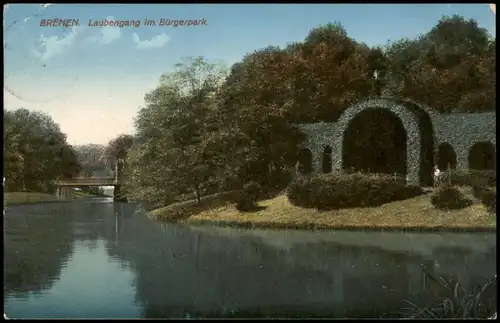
left=433, top=113, right=496, bottom=170
left=297, top=98, right=496, bottom=185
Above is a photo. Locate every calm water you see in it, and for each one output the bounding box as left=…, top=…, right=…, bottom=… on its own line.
left=3, top=199, right=497, bottom=319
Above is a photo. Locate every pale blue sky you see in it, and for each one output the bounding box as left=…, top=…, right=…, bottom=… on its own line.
left=3, top=4, right=496, bottom=145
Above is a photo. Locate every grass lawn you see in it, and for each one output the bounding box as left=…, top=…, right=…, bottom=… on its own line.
left=150, top=187, right=496, bottom=232
left=4, top=190, right=102, bottom=206
left=4, top=192, right=61, bottom=205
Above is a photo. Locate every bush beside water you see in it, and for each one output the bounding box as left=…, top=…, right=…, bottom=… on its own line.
left=480, top=189, right=496, bottom=213
left=235, top=182, right=262, bottom=212
left=431, top=185, right=473, bottom=210
left=286, top=172, right=424, bottom=210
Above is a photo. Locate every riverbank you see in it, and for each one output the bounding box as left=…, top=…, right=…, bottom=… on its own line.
left=4, top=191, right=104, bottom=206
left=150, top=189, right=496, bottom=232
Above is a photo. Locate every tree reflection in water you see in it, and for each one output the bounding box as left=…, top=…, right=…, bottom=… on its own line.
left=4, top=201, right=497, bottom=319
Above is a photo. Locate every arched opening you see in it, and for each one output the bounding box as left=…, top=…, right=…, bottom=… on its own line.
left=322, top=146, right=332, bottom=173
left=297, top=148, right=312, bottom=175
left=342, top=108, right=407, bottom=176
left=437, top=143, right=457, bottom=171
left=469, top=142, right=496, bottom=170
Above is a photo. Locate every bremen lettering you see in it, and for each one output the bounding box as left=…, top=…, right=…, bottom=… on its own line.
left=88, top=18, right=141, bottom=28
left=158, top=18, right=208, bottom=27
left=40, top=19, right=80, bottom=27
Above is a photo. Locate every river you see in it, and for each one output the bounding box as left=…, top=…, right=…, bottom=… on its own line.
left=3, top=199, right=497, bottom=318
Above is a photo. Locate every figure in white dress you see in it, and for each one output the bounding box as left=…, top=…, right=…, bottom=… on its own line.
left=433, top=166, right=441, bottom=186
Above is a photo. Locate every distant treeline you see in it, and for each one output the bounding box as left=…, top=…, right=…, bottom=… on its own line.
left=3, top=108, right=133, bottom=193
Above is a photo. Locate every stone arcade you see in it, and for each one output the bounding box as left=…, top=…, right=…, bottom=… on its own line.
left=297, top=98, right=496, bottom=186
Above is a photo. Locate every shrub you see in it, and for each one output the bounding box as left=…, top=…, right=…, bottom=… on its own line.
left=266, top=167, right=294, bottom=192
left=286, top=172, right=424, bottom=210
left=400, top=184, right=426, bottom=199
left=235, top=182, right=261, bottom=212
left=286, top=176, right=324, bottom=209
left=431, top=185, right=473, bottom=210
left=243, top=181, right=261, bottom=201
left=480, top=189, right=496, bottom=213
left=472, top=185, right=485, bottom=199
left=437, top=170, right=496, bottom=188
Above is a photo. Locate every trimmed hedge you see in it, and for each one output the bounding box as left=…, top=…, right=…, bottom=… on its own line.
left=286, top=172, right=424, bottom=210
left=436, top=170, right=496, bottom=187
left=431, top=185, right=473, bottom=210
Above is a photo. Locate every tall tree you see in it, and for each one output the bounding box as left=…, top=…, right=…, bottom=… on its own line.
left=3, top=110, right=24, bottom=187
left=285, top=23, right=374, bottom=122
left=216, top=46, right=305, bottom=187
left=3, top=108, right=81, bottom=191
left=383, top=15, right=495, bottom=112
left=74, top=144, right=108, bottom=177
left=103, top=135, right=135, bottom=172
left=126, top=57, right=228, bottom=205
left=214, top=24, right=376, bottom=187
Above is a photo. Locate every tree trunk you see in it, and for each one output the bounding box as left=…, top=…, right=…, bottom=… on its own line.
left=195, top=185, right=201, bottom=204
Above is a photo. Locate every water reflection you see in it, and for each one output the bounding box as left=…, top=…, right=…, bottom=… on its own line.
left=4, top=203, right=74, bottom=298
left=3, top=200, right=497, bottom=318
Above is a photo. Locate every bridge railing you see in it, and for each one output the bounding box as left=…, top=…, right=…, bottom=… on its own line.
left=53, top=177, right=118, bottom=185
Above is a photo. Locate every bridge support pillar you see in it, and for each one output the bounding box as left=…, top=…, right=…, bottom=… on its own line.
left=65, top=187, right=72, bottom=199
left=113, top=185, right=127, bottom=202
left=57, top=186, right=72, bottom=200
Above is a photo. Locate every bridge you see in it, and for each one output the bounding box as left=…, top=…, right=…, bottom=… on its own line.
left=54, top=176, right=126, bottom=202
left=54, top=177, right=118, bottom=186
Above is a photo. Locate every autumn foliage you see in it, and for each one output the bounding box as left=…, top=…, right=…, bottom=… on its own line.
left=124, top=16, right=495, bottom=207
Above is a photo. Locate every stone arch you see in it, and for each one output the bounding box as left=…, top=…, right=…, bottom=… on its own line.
left=333, top=98, right=435, bottom=186
left=468, top=141, right=496, bottom=170
left=342, top=108, right=407, bottom=176
left=322, top=145, right=332, bottom=173
left=437, top=142, right=457, bottom=171
left=297, top=148, right=312, bottom=174
left=384, top=96, right=439, bottom=126
left=388, top=98, right=436, bottom=186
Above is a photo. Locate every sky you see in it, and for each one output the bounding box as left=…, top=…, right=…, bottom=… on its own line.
left=3, top=4, right=496, bottom=146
